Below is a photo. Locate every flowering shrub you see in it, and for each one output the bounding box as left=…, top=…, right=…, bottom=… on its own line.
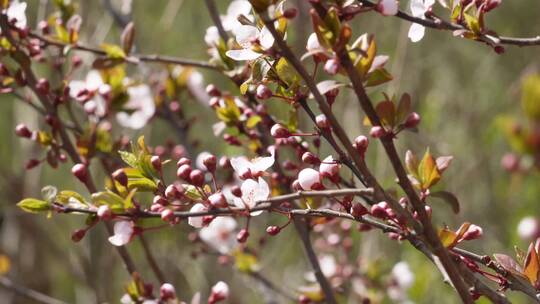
left=2, top=0, right=540, bottom=303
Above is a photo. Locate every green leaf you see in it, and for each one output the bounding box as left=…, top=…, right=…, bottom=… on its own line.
left=246, top=115, right=262, bottom=129
left=234, top=251, right=259, bottom=273
left=101, top=43, right=126, bottom=59
left=123, top=168, right=158, bottom=192
left=91, top=191, right=125, bottom=212
left=463, top=13, right=481, bottom=34
left=183, top=184, right=203, bottom=201
left=430, top=191, right=460, bottom=214
left=56, top=190, right=87, bottom=206
left=216, top=96, right=242, bottom=124
left=17, top=198, right=50, bottom=213
left=418, top=149, right=441, bottom=189
left=119, top=151, right=138, bottom=168
left=275, top=57, right=300, bottom=87
left=365, top=68, right=393, bottom=87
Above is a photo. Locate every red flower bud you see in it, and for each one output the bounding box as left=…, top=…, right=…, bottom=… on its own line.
left=177, top=164, right=192, bottom=180
left=283, top=8, right=298, bottom=19
left=369, top=126, right=386, bottom=138
left=256, top=84, right=272, bottom=100
left=266, top=225, right=281, bottom=236
left=25, top=158, right=41, bottom=170
left=203, top=154, right=217, bottom=172
left=370, top=203, right=388, bottom=219
left=205, top=84, right=221, bottom=97
left=165, top=184, right=182, bottom=199
left=15, top=123, right=32, bottom=138
left=302, top=152, right=320, bottom=165
left=270, top=124, right=291, bottom=138
left=315, top=114, right=330, bottom=129
left=71, top=229, right=86, bottom=242
left=161, top=209, right=175, bottom=222
left=353, top=135, right=369, bottom=154
left=72, top=163, right=88, bottom=183
left=404, top=112, right=421, bottom=128
left=36, top=78, right=50, bottom=95
left=160, top=283, right=177, bottom=300
left=189, top=169, right=205, bottom=186
left=151, top=155, right=162, bottom=172
left=112, top=169, right=128, bottom=187
left=236, top=229, right=249, bottom=243
left=208, top=192, right=227, bottom=208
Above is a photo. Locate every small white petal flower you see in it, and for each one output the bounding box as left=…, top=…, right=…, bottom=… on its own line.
left=225, top=25, right=275, bottom=61
left=233, top=177, right=269, bottom=215
left=116, top=85, right=156, bottom=129
left=5, top=0, right=27, bottom=29
left=518, top=216, right=539, bottom=240
left=298, top=168, right=321, bottom=190
left=230, top=153, right=275, bottom=177
left=199, top=217, right=238, bottom=254
left=108, top=221, right=134, bottom=246
left=205, top=26, right=221, bottom=46
left=188, top=203, right=208, bottom=228
left=408, top=0, right=435, bottom=42
left=392, top=261, right=415, bottom=289
left=221, top=0, right=253, bottom=32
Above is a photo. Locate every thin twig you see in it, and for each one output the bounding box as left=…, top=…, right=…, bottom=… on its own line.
left=139, top=234, right=167, bottom=284
left=0, top=277, right=68, bottom=304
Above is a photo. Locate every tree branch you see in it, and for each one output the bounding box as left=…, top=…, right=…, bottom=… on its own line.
left=0, top=277, right=68, bottom=304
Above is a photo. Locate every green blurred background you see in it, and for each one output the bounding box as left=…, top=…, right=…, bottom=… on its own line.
left=1, top=0, right=540, bottom=303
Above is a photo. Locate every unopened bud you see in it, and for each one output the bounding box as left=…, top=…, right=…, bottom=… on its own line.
left=177, top=164, right=192, bottom=180
left=315, top=114, right=330, bottom=129
left=189, top=169, right=205, bottom=186
left=72, top=163, right=88, bottom=183
left=36, top=78, right=50, bottom=95
left=15, top=123, right=32, bottom=138
left=208, top=192, right=227, bottom=208
left=203, top=154, right=217, bottom=172
left=370, top=203, right=388, bottom=219
left=283, top=8, right=298, bottom=19
left=160, top=283, right=177, bottom=300
left=236, top=229, right=249, bottom=243
left=302, top=152, right=320, bottom=165
left=161, top=209, right=175, bottom=222
left=71, top=229, right=86, bottom=242
left=97, top=205, right=112, bottom=220
left=256, top=84, right=272, bottom=100
left=112, top=169, right=128, bottom=187
left=354, top=135, right=369, bottom=154
left=205, top=84, right=221, bottom=97
left=151, top=155, right=162, bottom=172
left=266, top=225, right=281, bottom=236
left=404, top=112, right=421, bottom=128
left=270, top=124, right=291, bottom=138
left=370, top=126, right=386, bottom=138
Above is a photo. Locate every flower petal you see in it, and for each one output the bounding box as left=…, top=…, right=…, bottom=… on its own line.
left=408, top=23, right=426, bottom=43
left=259, top=26, right=275, bottom=50
left=225, top=49, right=262, bottom=61
left=235, top=25, right=259, bottom=48
left=188, top=203, right=207, bottom=228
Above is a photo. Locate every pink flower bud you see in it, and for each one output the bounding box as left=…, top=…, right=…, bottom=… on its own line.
left=370, top=203, right=388, bottom=219
left=256, top=84, right=272, bottom=100
left=15, top=124, right=32, bottom=138
left=189, top=169, right=205, bottom=186
left=177, top=164, right=192, bottom=180
left=231, top=185, right=242, bottom=197
left=404, top=112, right=421, bottom=128
left=177, top=157, right=192, bottom=167
left=208, top=281, right=229, bottom=304
left=291, top=179, right=302, bottom=191
left=302, top=152, right=320, bottom=165
left=270, top=124, right=291, bottom=138
left=501, top=153, right=520, bottom=172
left=205, top=84, right=221, bottom=97
left=203, top=154, right=217, bottom=172
left=112, top=169, right=128, bottom=187
left=71, top=229, right=87, bottom=242
left=370, top=126, right=386, bottom=138
left=151, top=155, right=162, bottom=172
left=298, top=168, right=322, bottom=190
left=209, top=192, right=227, bottom=208
left=236, top=229, right=249, bottom=243
left=319, top=156, right=339, bottom=179
left=462, top=224, right=483, bottom=241
left=153, top=195, right=167, bottom=206
left=376, top=0, right=398, bottom=16
left=97, top=205, right=111, bottom=220
left=165, top=184, right=181, bottom=199
left=209, top=97, right=220, bottom=107
left=161, top=209, right=174, bottom=222
left=160, top=283, right=177, bottom=300
left=354, top=135, right=369, bottom=154
left=72, top=163, right=88, bottom=183
left=315, top=114, right=330, bottom=129
left=266, top=225, right=281, bottom=236
left=324, top=58, right=340, bottom=75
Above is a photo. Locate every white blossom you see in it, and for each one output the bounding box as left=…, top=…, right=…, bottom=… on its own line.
left=199, top=217, right=238, bottom=254
left=188, top=203, right=207, bottom=228
left=108, top=221, right=134, bottom=246
left=233, top=177, right=269, bottom=215
left=408, top=0, right=435, bottom=42
left=230, top=153, right=275, bottom=177
left=116, top=85, right=156, bottom=129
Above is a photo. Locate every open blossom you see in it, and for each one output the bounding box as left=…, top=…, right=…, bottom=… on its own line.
left=408, top=0, right=435, bottom=42
left=69, top=70, right=109, bottom=117
left=108, top=221, right=134, bottom=246
left=188, top=203, right=208, bottom=228
left=230, top=153, right=274, bottom=178
left=225, top=25, right=275, bottom=61
left=116, top=85, right=156, bottom=129
left=233, top=177, right=269, bottom=215
left=3, top=0, right=27, bottom=30
left=199, top=217, right=238, bottom=254
left=377, top=0, right=399, bottom=16
left=221, top=0, right=253, bottom=33
left=298, top=168, right=322, bottom=190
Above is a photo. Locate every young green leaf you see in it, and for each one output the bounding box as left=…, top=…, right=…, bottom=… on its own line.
left=17, top=198, right=50, bottom=213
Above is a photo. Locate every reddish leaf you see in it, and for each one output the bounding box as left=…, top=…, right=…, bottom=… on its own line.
left=523, top=242, right=540, bottom=285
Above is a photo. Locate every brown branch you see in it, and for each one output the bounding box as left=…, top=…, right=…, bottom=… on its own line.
left=25, top=31, right=219, bottom=71
left=204, top=0, right=229, bottom=42
left=0, top=277, right=68, bottom=304
left=357, top=0, right=540, bottom=47
left=139, top=234, right=167, bottom=284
